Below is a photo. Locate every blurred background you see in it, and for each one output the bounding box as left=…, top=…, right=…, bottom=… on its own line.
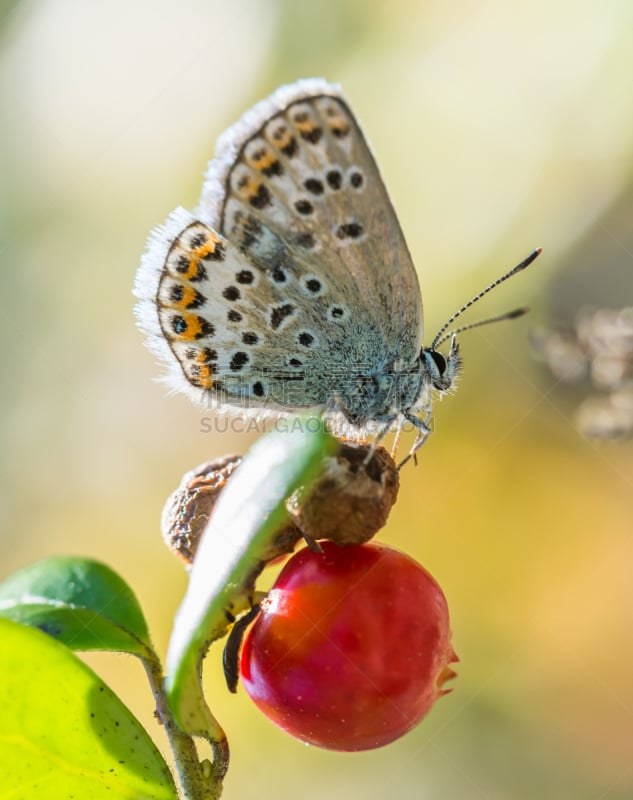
left=1, top=1, right=632, bottom=797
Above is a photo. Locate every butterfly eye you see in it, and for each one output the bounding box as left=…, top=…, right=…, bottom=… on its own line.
left=430, top=351, right=447, bottom=375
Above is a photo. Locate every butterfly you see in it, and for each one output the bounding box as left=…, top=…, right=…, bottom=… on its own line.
left=135, top=78, right=538, bottom=460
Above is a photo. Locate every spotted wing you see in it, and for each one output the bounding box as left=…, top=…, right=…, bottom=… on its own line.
left=136, top=209, right=334, bottom=410
left=135, top=79, right=423, bottom=417
left=200, top=79, right=423, bottom=360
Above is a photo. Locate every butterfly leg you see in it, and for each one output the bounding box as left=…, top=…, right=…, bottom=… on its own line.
left=398, top=411, right=433, bottom=469
left=390, top=424, right=403, bottom=458
left=361, top=417, right=396, bottom=465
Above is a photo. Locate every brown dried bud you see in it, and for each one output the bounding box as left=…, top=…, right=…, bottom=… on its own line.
left=161, top=455, right=243, bottom=565
left=287, top=442, right=399, bottom=546
left=161, top=454, right=303, bottom=570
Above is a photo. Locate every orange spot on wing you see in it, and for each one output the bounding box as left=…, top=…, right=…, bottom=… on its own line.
left=237, top=177, right=267, bottom=205
left=176, top=314, right=204, bottom=341
left=295, top=119, right=318, bottom=138
left=169, top=254, right=201, bottom=281
left=170, top=285, right=198, bottom=310
left=191, top=363, right=213, bottom=389
left=248, top=148, right=276, bottom=170
left=328, top=118, right=350, bottom=136
left=192, top=231, right=222, bottom=259
left=269, top=126, right=293, bottom=149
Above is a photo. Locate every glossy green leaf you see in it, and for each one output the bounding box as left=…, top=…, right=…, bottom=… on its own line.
left=0, top=618, right=177, bottom=799
left=166, top=425, right=336, bottom=739
left=0, top=557, right=152, bottom=657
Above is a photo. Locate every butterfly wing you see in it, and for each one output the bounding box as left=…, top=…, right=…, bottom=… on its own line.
left=135, top=79, right=423, bottom=422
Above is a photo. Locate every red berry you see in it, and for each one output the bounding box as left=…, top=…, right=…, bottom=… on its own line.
left=239, top=541, right=457, bottom=751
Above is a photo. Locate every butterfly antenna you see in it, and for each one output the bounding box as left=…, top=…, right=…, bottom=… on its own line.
left=431, top=248, right=541, bottom=350
left=434, top=307, right=529, bottom=349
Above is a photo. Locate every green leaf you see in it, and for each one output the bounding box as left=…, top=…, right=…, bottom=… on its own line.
left=165, top=425, right=336, bottom=740
left=0, top=557, right=152, bottom=658
left=0, top=617, right=177, bottom=800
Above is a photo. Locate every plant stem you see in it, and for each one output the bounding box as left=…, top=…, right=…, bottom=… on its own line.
left=142, top=652, right=223, bottom=800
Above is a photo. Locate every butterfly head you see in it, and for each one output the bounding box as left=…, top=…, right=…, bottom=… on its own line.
left=421, top=336, right=461, bottom=393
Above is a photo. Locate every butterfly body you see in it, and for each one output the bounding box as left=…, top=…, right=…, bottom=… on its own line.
left=135, top=79, right=464, bottom=447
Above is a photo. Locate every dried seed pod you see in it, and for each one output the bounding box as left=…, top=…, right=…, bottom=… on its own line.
left=161, top=454, right=303, bottom=570
left=161, top=455, right=243, bottom=565
left=287, top=442, right=399, bottom=546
